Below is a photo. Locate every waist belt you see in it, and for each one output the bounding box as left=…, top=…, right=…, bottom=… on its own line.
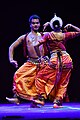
left=50, top=50, right=62, bottom=71
left=27, top=56, right=49, bottom=64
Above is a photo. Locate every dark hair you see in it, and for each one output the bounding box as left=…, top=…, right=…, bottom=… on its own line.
left=29, top=14, right=41, bottom=24
left=53, top=20, right=60, bottom=28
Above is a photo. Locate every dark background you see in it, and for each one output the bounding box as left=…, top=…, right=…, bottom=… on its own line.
left=0, top=0, right=80, bottom=102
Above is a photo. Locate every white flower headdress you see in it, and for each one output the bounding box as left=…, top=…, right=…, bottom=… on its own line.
left=50, top=13, right=63, bottom=29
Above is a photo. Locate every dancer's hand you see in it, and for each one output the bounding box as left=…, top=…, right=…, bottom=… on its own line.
left=64, top=24, right=72, bottom=30
left=10, top=60, right=18, bottom=68
left=43, top=22, right=50, bottom=31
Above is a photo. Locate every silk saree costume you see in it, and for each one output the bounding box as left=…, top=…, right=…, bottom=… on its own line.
left=35, top=31, right=80, bottom=101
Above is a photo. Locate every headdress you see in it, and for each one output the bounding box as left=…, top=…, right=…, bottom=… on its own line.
left=50, top=13, right=63, bottom=29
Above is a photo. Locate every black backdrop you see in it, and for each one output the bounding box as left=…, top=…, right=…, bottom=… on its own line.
left=0, top=0, right=80, bottom=102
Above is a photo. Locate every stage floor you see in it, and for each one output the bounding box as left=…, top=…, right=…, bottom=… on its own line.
left=0, top=102, right=80, bottom=120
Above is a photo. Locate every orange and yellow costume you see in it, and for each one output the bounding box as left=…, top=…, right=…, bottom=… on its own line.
left=35, top=31, right=80, bottom=102
left=13, top=56, right=49, bottom=101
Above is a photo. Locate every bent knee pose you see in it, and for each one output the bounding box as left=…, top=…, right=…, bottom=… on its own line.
left=6, top=14, right=49, bottom=108
left=35, top=14, right=80, bottom=108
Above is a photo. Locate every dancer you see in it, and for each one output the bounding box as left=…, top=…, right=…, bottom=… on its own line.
left=34, top=14, right=80, bottom=108
left=6, top=14, right=49, bottom=107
